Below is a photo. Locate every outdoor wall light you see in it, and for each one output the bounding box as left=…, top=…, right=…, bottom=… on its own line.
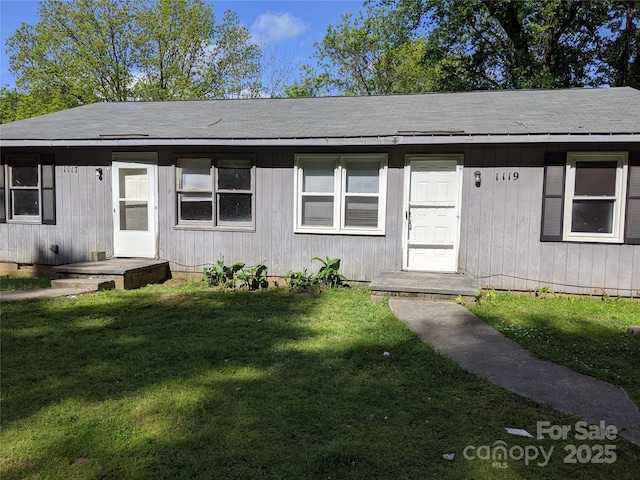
left=95, top=168, right=103, bottom=180
left=474, top=170, right=481, bottom=187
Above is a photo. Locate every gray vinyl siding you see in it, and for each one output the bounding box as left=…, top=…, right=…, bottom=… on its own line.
left=458, top=143, right=640, bottom=296
left=158, top=148, right=404, bottom=281
left=1, top=143, right=639, bottom=295
left=0, top=149, right=112, bottom=265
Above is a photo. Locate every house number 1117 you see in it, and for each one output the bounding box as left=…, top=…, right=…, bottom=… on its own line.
left=496, top=172, right=519, bottom=181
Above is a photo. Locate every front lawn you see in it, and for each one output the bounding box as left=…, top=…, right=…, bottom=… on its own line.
left=469, top=292, right=640, bottom=407
left=1, top=283, right=638, bottom=479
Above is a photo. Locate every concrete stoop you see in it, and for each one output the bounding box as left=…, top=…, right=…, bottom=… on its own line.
left=369, top=271, right=478, bottom=302
left=53, top=259, right=170, bottom=290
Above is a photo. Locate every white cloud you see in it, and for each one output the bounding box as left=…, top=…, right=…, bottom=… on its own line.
left=250, top=11, right=310, bottom=45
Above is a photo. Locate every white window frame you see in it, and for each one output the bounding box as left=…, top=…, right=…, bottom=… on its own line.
left=175, top=156, right=255, bottom=230
left=563, top=152, right=628, bottom=243
left=176, top=157, right=213, bottom=226
left=294, top=154, right=387, bottom=235
left=4, top=155, right=42, bottom=223
left=216, top=159, right=255, bottom=228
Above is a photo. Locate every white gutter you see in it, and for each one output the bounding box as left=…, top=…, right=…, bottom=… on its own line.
left=0, top=133, right=638, bottom=148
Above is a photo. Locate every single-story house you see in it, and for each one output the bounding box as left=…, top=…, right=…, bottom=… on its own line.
left=1, top=87, right=639, bottom=295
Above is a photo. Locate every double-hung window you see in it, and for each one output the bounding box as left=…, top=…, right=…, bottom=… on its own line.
left=176, top=157, right=254, bottom=229
left=217, top=160, right=253, bottom=226
left=295, top=154, right=387, bottom=234
left=564, top=153, right=627, bottom=241
left=177, top=157, right=213, bottom=222
left=541, top=151, right=639, bottom=244
left=0, top=154, right=55, bottom=224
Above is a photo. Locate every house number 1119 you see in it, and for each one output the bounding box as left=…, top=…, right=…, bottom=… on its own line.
left=496, top=172, right=519, bottom=181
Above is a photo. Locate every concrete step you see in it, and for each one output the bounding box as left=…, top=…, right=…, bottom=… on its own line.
left=369, top=271, right=478, bottom=300
left=51, top=278, right=115, bottom=291
left=53, top=259, right=170, bottom=289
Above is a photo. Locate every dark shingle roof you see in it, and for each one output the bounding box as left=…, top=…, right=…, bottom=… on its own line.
left=1, top=87, right=638, bottom=144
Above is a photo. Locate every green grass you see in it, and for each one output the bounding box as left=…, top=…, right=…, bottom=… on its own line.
left=469, top=292, right=640, bottom=407
left=1, top=282, right=639, bottom=479
left=0, top=275, right=51, bottom=291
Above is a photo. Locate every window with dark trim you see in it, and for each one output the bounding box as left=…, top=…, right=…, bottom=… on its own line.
left=176, top=157, right=254, bottom=228
left=541, top=152, right=636, bottom=244
left=0, top=154, right=55, bottom=225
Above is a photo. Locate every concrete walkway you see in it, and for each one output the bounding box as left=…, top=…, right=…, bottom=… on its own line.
left=389, top=298, right=640, bottom=447
left=0, top=278, right=116, bottom=303
left=0, top=287, right=95, bottom=302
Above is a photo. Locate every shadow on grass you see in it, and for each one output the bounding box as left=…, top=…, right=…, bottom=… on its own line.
left=2, top=289, right=322, bottom=423
left=2, top=288, right=640, bottom=479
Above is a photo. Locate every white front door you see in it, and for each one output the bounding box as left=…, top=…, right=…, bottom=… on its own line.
left=112, top=153, right=158, bottom=258
left=403, top=155, right=462, bottom=272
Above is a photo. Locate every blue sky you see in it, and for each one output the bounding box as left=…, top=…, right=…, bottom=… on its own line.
left=0, top=0, right=364, bottom=88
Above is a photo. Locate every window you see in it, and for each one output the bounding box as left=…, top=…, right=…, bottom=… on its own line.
left=541, top=152, right=639, bottom=244
left=0, top=154, right=55, bottom=224
left=177, top=158, right=213, bottom=222
left=176, top=157, right=254, bottom=228
left=295, top=154, right=387, bottom=234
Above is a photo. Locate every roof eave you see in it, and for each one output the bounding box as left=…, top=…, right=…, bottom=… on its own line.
left=0, top=133, right=637, bottom=148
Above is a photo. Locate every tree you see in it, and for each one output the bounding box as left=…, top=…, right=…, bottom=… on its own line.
left=0, top=86, right=81, bottom=123
left=133, top=0, right=217, bottom=100
left=7, top=0, right=138, bottom=105
left=287, top=7, right=437, bottom=96
left=600, top=1, right=640, bottom=87
left=289, top=0, right=637, bottom=96
left=198, top=9, right=262, bottom=99
left=132, top=2, right=261, bottom=100
left=3, top=0, right=263, bottom=120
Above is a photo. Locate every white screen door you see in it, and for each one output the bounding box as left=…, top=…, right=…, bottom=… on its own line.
left=403, top=156, right=462, bottom=272
left=112, top=153, right=158, bottom=258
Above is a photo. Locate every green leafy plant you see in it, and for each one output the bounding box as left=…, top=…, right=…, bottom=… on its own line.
left=285, top=268, right=319, bottom=292
left=237, top=263, right=269, bottom=291
left=312, top=256, right=347, bottom=288
left=474, top=288, right=496, bottom=305
left=533, top=286, right=557, bottom=299
left=204, top=260, right=245, bottom=288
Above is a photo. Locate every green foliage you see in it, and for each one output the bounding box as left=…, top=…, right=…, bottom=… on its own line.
left=292, top=0, right=640, bottom=96
left=236, top=263, right=269, bottom=291
left=287, top=7, right=439, bottom=96
left=533, top=286, right=557, bottom=299
left=474, top=287, right=497, bottom=305
left=285, top=268, right=319, bottom=292
left=312, top=256, right=348, bottom=288
left=203, top=260, right=245, bottom=288
left=285, top=256, right=349, bottom=292
left=0, top=86, right=81, bottom=123
left=3, top=0, right=263, bottom=121
left=204, top=261, right=269, bottom=291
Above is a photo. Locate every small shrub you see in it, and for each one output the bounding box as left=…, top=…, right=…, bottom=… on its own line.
left=237, top=263, right=269, bottom=290
left=204, top=260, right=245, bottom=288
left=285, top=269, right=319, bottom=292
left=475, top=288, right=496, bottom=305
left=312, top=256, right=348, bottom=288
left=532, top=286, right=560, bottom=299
